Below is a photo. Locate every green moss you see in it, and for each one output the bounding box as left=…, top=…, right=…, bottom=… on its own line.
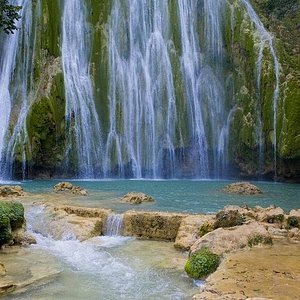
left=185, top=248, right=220, bottom=279
left=214, top=210, right=245, bottom=229
left=287, top=216, right=300, bottom=229
left=0, top=201, right=25, bottom=246
left=247, top=234, right=273, bottom=247
left=0, top=212, right=11, bottom=246
left=41, top=0, right=61, bottom=57
left=199, top=222, right=214, bottom=237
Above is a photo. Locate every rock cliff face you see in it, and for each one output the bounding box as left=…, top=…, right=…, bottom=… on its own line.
left=1, top=0, right=299, bottom=181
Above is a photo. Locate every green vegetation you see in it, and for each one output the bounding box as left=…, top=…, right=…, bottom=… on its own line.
left=185, top=248, right=220, bottom=279
left=199, top=222, right=214, bottom=237
left=0, top=0, right=21, bottom=34
left=266, top=214, right=284, bottom=224
left=214, top=210, right=245, bottom=229
left=247, top=234, right=273, bottom=247
left=260, top=0, right=299, bottom=19
left=0, top=201, right=24, bottom=246
left=287, top=216, right=300, bottom=228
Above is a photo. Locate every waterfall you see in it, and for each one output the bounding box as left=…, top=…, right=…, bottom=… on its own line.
left=106, top=0, right=177, bottom=178
left=0, top=0, right=282, bottom=180
left=240, top=0, right=280, bottom=177
left=105, top=0, right=231, bottom=178
left=0, top=0, right=34, bottom=180
left=62, top=0, right=103, bottom=178
left=105, top=214, right=124, bottom=236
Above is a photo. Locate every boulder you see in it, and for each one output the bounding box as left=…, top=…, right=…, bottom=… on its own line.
left=174, top=215, right=214, bottom=250
left=123, top=211, right=186, bottom=241
left=222, top=182, right=262, bottom=195
left=214, top=210, right=245, bottom=229
left=254, top=205, right=285, bottom=223
left=53, top=182, right=88, bottom=196
left=0, top=186, right=24, bottom=197
left=121, top=192, right=155, bottom=204
left=12, top=230, right=37, bottom=246
left=46, top=205, right=111, bottom=241
left=190, top=222, right=271, bottom=256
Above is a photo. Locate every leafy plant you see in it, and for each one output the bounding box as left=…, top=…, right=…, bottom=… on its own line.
left=287, top=216, right=300, bottom=228
left=0, top=0, right=21, bottom=34
left=185, top=248, right=220, bottom=279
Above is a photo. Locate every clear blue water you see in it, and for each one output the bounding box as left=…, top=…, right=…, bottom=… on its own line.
left=20, top=180, right=300, bottom=214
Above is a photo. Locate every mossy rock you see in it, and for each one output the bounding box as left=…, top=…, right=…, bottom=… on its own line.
left=199, top=221, right=214, bottom=237
left=185, top=247, right=220, bottom=280
left=214, top=210, right=245, bottom=229
left=0, top=202, right=25, bottom=246
left=248, top=234, right=273, bottom=247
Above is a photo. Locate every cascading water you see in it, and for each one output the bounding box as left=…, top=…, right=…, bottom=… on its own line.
left=105, top=0, right=232, bottom=178
left=62, top=0, right=103, bottom=178
left=0, top=0, right=33, bottom=180
left=105, top=213, right=124, bottom=236
left=25, top=206, right=193, bottom=299
left=106, top=0, right=177, bottom=178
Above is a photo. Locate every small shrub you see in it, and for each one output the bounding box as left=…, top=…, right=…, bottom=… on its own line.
left=248, top=234, right=273, bottom=247
left=287, top=216, right=300, bottom=228
left=267, top=214, right=284, bottom=224
left=185, top=248, right=220, bottom=279
left=214, top=210, right=245, bottom=229
left=199, top=222, right=213, bottom=237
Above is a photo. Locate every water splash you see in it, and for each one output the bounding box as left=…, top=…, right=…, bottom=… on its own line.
left=62, top=0, right=103, bottom=178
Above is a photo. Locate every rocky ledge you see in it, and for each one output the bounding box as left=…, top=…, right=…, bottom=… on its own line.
left=0, top=186, right=24, bottom=197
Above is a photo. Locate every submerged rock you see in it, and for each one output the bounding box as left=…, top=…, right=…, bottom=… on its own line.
left=222, top=182, right=263, bottom=195
left=0, top=186, right=24, bottom=197
left=121, top=192, right=155, bottom=204
left=53, top=182, right=88, bottom=196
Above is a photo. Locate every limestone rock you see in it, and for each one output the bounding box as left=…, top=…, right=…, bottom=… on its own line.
left=289, top=209, right=300, bottom=217
left=254, top=205, right=285, bottom=223
left=174, top=215, right=214, bottom=251
left=222, top=182, right=262, bottom=195
left=47, top=205, right=111, bottom=241
left=288, top=228, right=300, bottom=241
left=53, top=182, right=88, bottom=196
left=0, top=186, right=24, bottom=197
left=190, top=222, right=270, bottom=256
left=12, top=230, right=37, bottom=246
left=121, top=192, right=155, bottom=204
left=123, top=211, right=186, bottom=241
